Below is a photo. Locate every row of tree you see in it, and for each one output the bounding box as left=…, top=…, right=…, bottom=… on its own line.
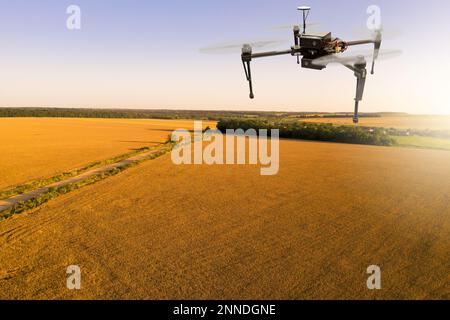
left=386, top=127, right=450, bottom=140
left=0, top=107, right=389, bottom=121
left=217, top=119, right=397, bottom=146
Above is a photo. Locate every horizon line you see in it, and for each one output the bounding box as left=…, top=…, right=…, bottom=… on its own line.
left=1, top=106, right=450, bottom=117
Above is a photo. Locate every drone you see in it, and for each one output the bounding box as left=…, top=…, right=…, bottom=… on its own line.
left=237, top=6, right=398, bottom=124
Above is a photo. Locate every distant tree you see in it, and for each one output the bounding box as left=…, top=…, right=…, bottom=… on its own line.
left=217, top=118, right=397, bottom=146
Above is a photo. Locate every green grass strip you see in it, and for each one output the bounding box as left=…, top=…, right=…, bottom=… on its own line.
left=0, top=143, right=175, bottom=222
left=0, top=145, right=169, bottom=199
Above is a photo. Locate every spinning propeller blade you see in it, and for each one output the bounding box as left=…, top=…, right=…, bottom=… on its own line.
left=271, top=22, right=320, bottom=31
left=200, top=40, right=286, bottom=54
left=311, top=49, right=402, bottom=67
left=352, top=25, right=402, bottom=41
left=353, top=25, right=402, bottom=73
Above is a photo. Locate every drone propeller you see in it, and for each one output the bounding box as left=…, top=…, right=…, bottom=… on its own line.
left=352, top=25, right=402, bottom=41
left=311, top=49, right=402, bottom=67
left=271, top=22, right=320, bottom=31
left=346, top=24, right=403, bottom=74
left=371, top=30, right=383, bottom=74
left=200, top=39, right=286, bottom=54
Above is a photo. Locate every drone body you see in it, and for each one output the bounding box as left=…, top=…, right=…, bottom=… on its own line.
left=241, top=6, right=387, bottom=124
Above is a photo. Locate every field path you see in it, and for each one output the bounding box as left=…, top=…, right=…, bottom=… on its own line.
left=0, top=147, right=167, bottom=213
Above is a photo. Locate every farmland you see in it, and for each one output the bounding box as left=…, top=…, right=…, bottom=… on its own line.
left=395, top=136, right=450, bottom=151
left=0, top=118, right=215, bottom=190
left=0, top=137, right=449, bottom=299
left=301, top=115, right=450, bottom=150
left=302, top=115, right=450, bottom=131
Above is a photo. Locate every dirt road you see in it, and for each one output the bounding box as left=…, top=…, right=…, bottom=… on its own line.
left=0, top=147, right=165, bottom=213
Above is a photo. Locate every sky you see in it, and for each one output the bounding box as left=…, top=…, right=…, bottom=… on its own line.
left=0, top=0, right=449, bottom=114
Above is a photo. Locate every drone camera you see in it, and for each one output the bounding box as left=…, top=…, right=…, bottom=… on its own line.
left=299, top=32, right=332, bottom=50
left=301, top=58, right=325, bottom=70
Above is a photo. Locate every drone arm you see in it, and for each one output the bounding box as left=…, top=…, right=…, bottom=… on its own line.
left=346, top=39, right=375, bottom=46
left=241, top=48, right=296, bottom=99
left=251, top=49, right=294, bottom=59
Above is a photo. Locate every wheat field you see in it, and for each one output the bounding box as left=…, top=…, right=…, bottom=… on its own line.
left=302, top=115, right=450, bottom=130
left=0, top=138, right=449, bottom=299
left=0, top=118, right=215, bottom=190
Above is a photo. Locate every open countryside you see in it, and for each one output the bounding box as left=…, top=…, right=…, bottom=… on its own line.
left=0, top=115, right=449, bottom=299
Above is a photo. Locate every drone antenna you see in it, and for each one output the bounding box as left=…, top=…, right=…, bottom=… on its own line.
left=297, top=6, right=311, bottom=34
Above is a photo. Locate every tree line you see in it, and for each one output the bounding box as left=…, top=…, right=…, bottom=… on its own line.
left=0, top=107, right=390, bottom=121
left=217, top=118, right=397, bottom=146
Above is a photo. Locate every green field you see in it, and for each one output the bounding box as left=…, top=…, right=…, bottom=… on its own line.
left=395, top=136, right=450, bottom=151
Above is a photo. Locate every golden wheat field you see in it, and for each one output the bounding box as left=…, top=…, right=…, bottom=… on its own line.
left=0, top=118, right=215, bottom=190
left=0, top=137, right=449, bottom=299
left=302, top=115, right=450, bottom=130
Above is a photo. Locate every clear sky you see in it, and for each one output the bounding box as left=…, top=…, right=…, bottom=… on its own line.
left=0, top=0, right=449, bottom=114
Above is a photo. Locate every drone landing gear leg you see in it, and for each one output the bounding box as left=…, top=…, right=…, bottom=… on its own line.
left=353, top=101, right=360, bottom=124
left=353, top=70, right=366, bottom=124
left=242, top=60, right=255, bottom=99
left=347, top=62, right=367, bottom=124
